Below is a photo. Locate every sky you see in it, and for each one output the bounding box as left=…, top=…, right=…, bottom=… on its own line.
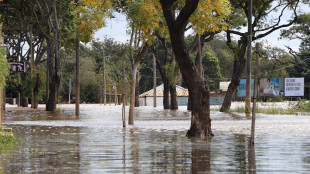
left=94, top=4, right=308, bottom=52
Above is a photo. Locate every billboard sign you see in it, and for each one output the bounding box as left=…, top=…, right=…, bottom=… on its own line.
left=219, top=81, right=230, bottom=92
left=237, top=79, right=254, bottom=97
left=259, top=78, right=285, bottom=96
left=285, top=78, right=304, bottom=96
left=9, top=62, right=25, bottom=72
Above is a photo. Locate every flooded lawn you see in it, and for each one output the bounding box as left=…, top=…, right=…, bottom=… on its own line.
left=1, top=104, right=310, bottom=173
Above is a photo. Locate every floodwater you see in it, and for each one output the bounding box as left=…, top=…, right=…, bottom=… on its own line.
left=1, top=104, right=310, bottom=173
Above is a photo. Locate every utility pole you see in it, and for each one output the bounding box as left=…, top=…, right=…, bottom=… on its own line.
left=153, top=52, right=156, bottom=107
left=75, top=12, right=80, bottom=116
left=251, top=43, right=259, bottom=144
left=30, top=27, right=35, bottom=109
left=69, top=78, right=71, bottom=104
left=103, top=47, right=106, bottom=105
left=0, top=24, right=2, bottom=125
left=245, top=0, right=253, bottom=117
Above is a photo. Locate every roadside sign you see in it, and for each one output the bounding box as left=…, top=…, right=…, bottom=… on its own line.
left=9, top=62, right=25, bottom=72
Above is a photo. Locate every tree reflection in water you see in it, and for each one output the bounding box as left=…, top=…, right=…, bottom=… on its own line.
left=190, top=137, right=212, bottom=173
left=248, top=142, right=256, bottom=174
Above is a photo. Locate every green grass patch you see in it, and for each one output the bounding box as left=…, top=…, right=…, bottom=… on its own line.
left=0, top=127, right=20, bottom=154
left=217, top=106, right=299, bottom=115
left=211, top=100, right=310, bottom=115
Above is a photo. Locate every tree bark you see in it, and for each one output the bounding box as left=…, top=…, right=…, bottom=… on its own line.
left=155, top=36, right=170, bottom=109
left=160, top=0, right=212, bottom=137
left=220, top=37, right=247, bottom=112
left=170, top=53, right=178, bottom=109
left=155, top=54, right=170, bottom=109
left=153, top=52, right=157, bottom=107
left=170, top=85, right=178, bottom=109
left=134, top=69, right=139, bottom=107
left=30, top=0, right=61, bottom=111
left=128, top=43, right=149, bottom=125
left=46, top=35, right=61, bottom=111
left=75, top=30, right=80, bottom=115
left=129, top=63, right=138, bottom=125
left=0, top=89, right=2, bottom=125
left=33, top=73, right=41, bottom=109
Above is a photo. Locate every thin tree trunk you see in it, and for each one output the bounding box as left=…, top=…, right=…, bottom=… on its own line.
left=33, top=73, right=41, bottom=109
left=134, top=69, right=139, bottom=107
left=155, top=56, right=170, bottom=109
left=103, top=47, right=106, bottom=105
left=220, top=37, right=247, bottom=112
left=0, top=88, right=2, bottom=125
left=2, top=88, right=5, bottom=111
left=128, top=42, right=149, bottom=125
left=75, top=7, right=80, bottom=115
left=153, top=52, right=157, bottom=107
left=245, top=0, right=253, bottom=116
left=129, top=63, right=138, bottom=125
left=170, top=53, right=178, bottom=109
left=177, top=69, right=182, bottom=86
left=251, top=43, right=259, bottom=144
left=155, top=36, right=170, bottom=109
left=46, top=59, right=49, bottom=104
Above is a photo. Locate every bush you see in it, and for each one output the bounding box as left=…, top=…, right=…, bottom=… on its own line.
left=292, top=99, right=310, bottom=112
left=0, top=127, right=20, bottom=154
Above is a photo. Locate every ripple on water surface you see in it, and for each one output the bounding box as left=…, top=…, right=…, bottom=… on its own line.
left=1, top=105, right=310, bottom=173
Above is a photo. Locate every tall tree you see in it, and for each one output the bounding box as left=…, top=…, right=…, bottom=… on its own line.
left=0, top=0, right=48, bottom=108
left=0, top=39, right=9, bottom=124
left=159, top=0, right=230, bottom=136
left=28, top=0, right=73, bottom=111
left=220, top=0, right=300, bottom=112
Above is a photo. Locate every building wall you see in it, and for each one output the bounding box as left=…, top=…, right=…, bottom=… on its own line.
left=139, top=96, right=189, bottom=106
left=139, top=96, right=224, bottom=106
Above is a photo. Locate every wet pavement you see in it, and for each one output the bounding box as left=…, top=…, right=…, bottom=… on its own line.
left=1, top=104, right=310, bottom=173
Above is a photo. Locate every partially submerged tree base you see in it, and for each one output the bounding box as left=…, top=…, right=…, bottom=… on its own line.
left=187, top=127, right=214, bottom=137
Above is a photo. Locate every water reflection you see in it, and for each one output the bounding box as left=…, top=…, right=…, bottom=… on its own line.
left=190, top=137, right=211, bottom=173
left=248, top=142, right=256, bottom=174
left=1, top=126, right=82, bottom=173
left=1, top=106, right=310, bottom=173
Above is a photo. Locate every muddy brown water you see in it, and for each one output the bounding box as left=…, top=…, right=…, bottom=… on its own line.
left=1, top=105, right=310, bottom=173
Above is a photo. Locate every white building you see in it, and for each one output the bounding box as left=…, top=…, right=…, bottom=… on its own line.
left=139, top=84, right=189, bottom=106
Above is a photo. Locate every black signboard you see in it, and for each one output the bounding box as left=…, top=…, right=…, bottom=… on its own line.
left=9, top=62, right=25, bottom=72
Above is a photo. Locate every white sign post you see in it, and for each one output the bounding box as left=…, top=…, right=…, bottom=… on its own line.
left=219, top=82, right=230, bottom=92
left=285, top=78, right=304, bottom=96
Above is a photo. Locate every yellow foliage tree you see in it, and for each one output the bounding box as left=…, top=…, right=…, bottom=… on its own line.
left=75, top=0, right=114, bottom=42
left=126, top=0, right=230, bottom=41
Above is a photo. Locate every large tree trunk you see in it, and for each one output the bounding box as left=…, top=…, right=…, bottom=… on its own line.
left=46, top=29, right=61, bottom=111
left=220, top=37, right=247, bottom=112
left=170, top=85, right=178, bottom=109
left=187, top=94, right=192, bottom=110
left=33, top=73, right=41, bottom=109
left=46, top=74, right=60, bottom=111
left=160, top=0, right=212, bottom=137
